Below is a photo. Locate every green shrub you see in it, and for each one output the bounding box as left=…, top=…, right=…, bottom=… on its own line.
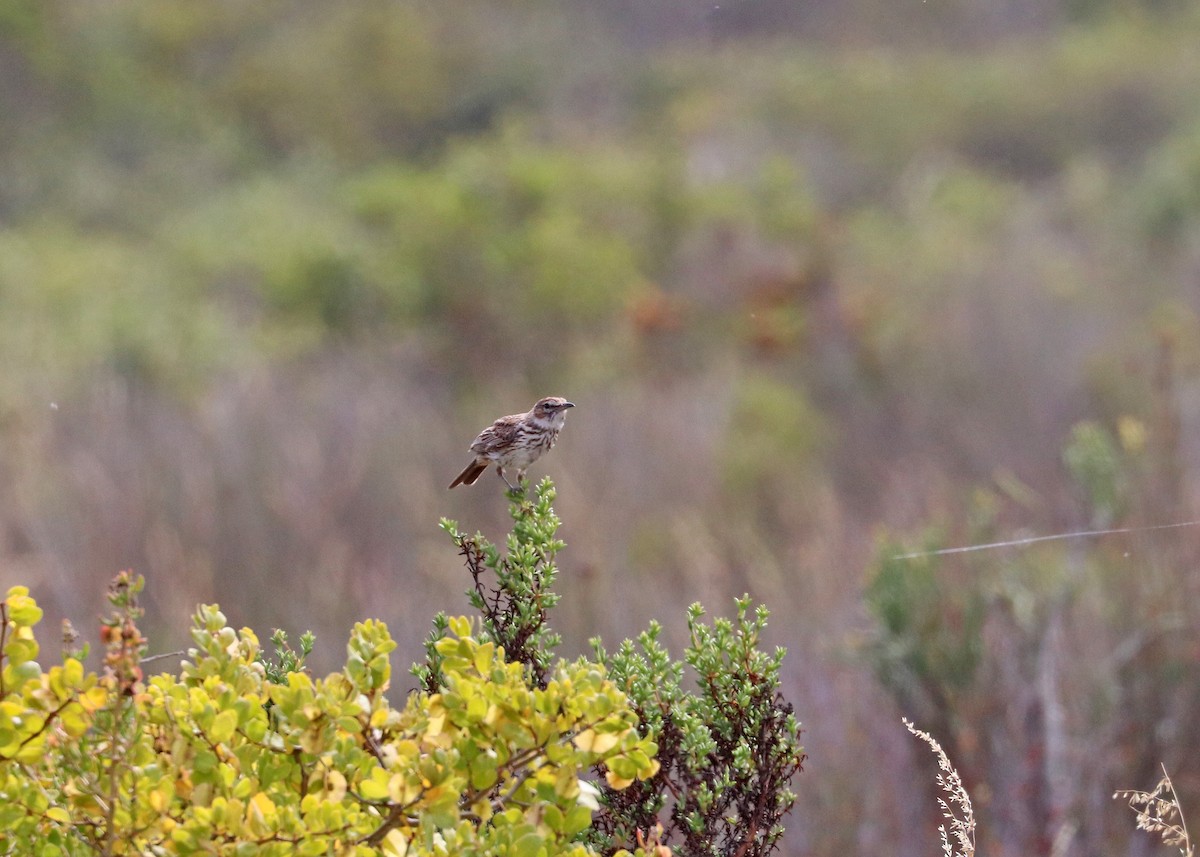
left=427, top=479, right=806, bottom=856
left=590, top=599, right=805, bottom=857
left=1, top=480, right=804, bottom=856
left=0, top=570, right=658, bottom=856
left=863, top=540, right=985, bottom=727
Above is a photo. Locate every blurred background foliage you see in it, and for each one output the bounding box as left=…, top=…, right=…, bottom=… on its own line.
left=1, top=0, right=1200, bottom=854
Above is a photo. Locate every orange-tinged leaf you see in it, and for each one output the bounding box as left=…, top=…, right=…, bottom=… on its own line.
left=149, top=788, right=169, bottom=813
left=245, top=792, right=276, bottom=837
left=573, top=729, right=620, bottom=755
left=605, top=769, right=634, bottom=790
left=79, top=686, right=108, bottom=713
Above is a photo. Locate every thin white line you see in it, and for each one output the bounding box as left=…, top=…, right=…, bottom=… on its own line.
left=892, top=519, right=1200, bottom=560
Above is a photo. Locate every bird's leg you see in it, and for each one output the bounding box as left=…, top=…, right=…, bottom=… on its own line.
left=497, top=467, right=519, bottom=492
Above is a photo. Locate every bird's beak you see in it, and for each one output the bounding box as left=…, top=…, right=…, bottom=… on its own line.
left=564, top=401, right=576, bottom=408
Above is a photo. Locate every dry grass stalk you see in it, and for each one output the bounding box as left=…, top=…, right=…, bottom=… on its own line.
left=1114, top=764, right=1194, bottom=857
left=904, top=718, right=977, bottom=857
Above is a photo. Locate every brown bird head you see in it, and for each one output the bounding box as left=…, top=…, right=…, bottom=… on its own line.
left=531, top=396, right=575, bottom=427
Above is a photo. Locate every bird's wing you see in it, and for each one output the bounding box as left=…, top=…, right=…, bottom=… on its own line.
left=469, top=413, right=523, bottom=455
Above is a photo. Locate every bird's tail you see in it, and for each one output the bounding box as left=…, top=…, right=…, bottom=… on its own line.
left=448, top=460, right=488, bottom=489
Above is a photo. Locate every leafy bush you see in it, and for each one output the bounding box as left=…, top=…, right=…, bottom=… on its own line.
left=590, top=599, right=805, bottom=857
left=1, top=480, right=805, bottom=856
left=425, top=480, right=568, bottom=690
left=0, top=570, right=658, bottom=855
left=428, top=479, right=806, bottom=856
left=862, top=538, right=985, bottom=747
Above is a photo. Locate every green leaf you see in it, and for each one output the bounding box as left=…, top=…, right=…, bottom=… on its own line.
left=44, top=806, right=71, bottom=824
left=470, top=753, right=499, bottom=791
left=63, top=658, right=85, bottom=689
left=6, top=594, right=43, bottom=627
left=359, top=776, right=390, bottom=802
left=511, top=831, right=545, bottom=857
left=541, top=804, right=564, bottom=832
left=15, top=737, right=45, bottom=763
left=563, top=804, right=593, bottom=837
left=210, top=709, right=238, bottom=744
left=4, top=638, right=38, bottom=667
left=58, top=703, right=89, bottom=738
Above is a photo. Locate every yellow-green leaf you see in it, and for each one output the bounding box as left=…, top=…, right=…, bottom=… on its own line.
left=359, top=776, right=390, bottom=802
left=381, top=830, right=409, bottom=857
left=5, top=638, right=38, bottom=667
left=512, top=831, right=544, bottom=857
left=210, top=709, right=238, bottom=744
left=244, top=792, right=276, bottom=838
left=58, top=703, right=89, bottom=738
left=15, top=738, right=45, bottom=764
left=324, top=770, right=347, bottom=803
left=63, top=658, right=85, bottom=689
left=564, top=804, right=593, bottom=836
left=79, top=686, right=107, bottom=713
left=6, top=593, right=43, bottom=627
left=473, top=642, right=495, bottom=675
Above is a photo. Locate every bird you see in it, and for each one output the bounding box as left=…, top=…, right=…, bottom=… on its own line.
left=449, top=397, right=575, bottom=490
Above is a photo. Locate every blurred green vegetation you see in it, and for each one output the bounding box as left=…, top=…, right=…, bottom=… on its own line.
left=5, top=2, right=1200, bottom=403
left=2, top=2, right=1200, bottom=855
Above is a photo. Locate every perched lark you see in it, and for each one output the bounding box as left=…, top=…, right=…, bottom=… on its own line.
left=448, top=397, right=575, bottom=490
